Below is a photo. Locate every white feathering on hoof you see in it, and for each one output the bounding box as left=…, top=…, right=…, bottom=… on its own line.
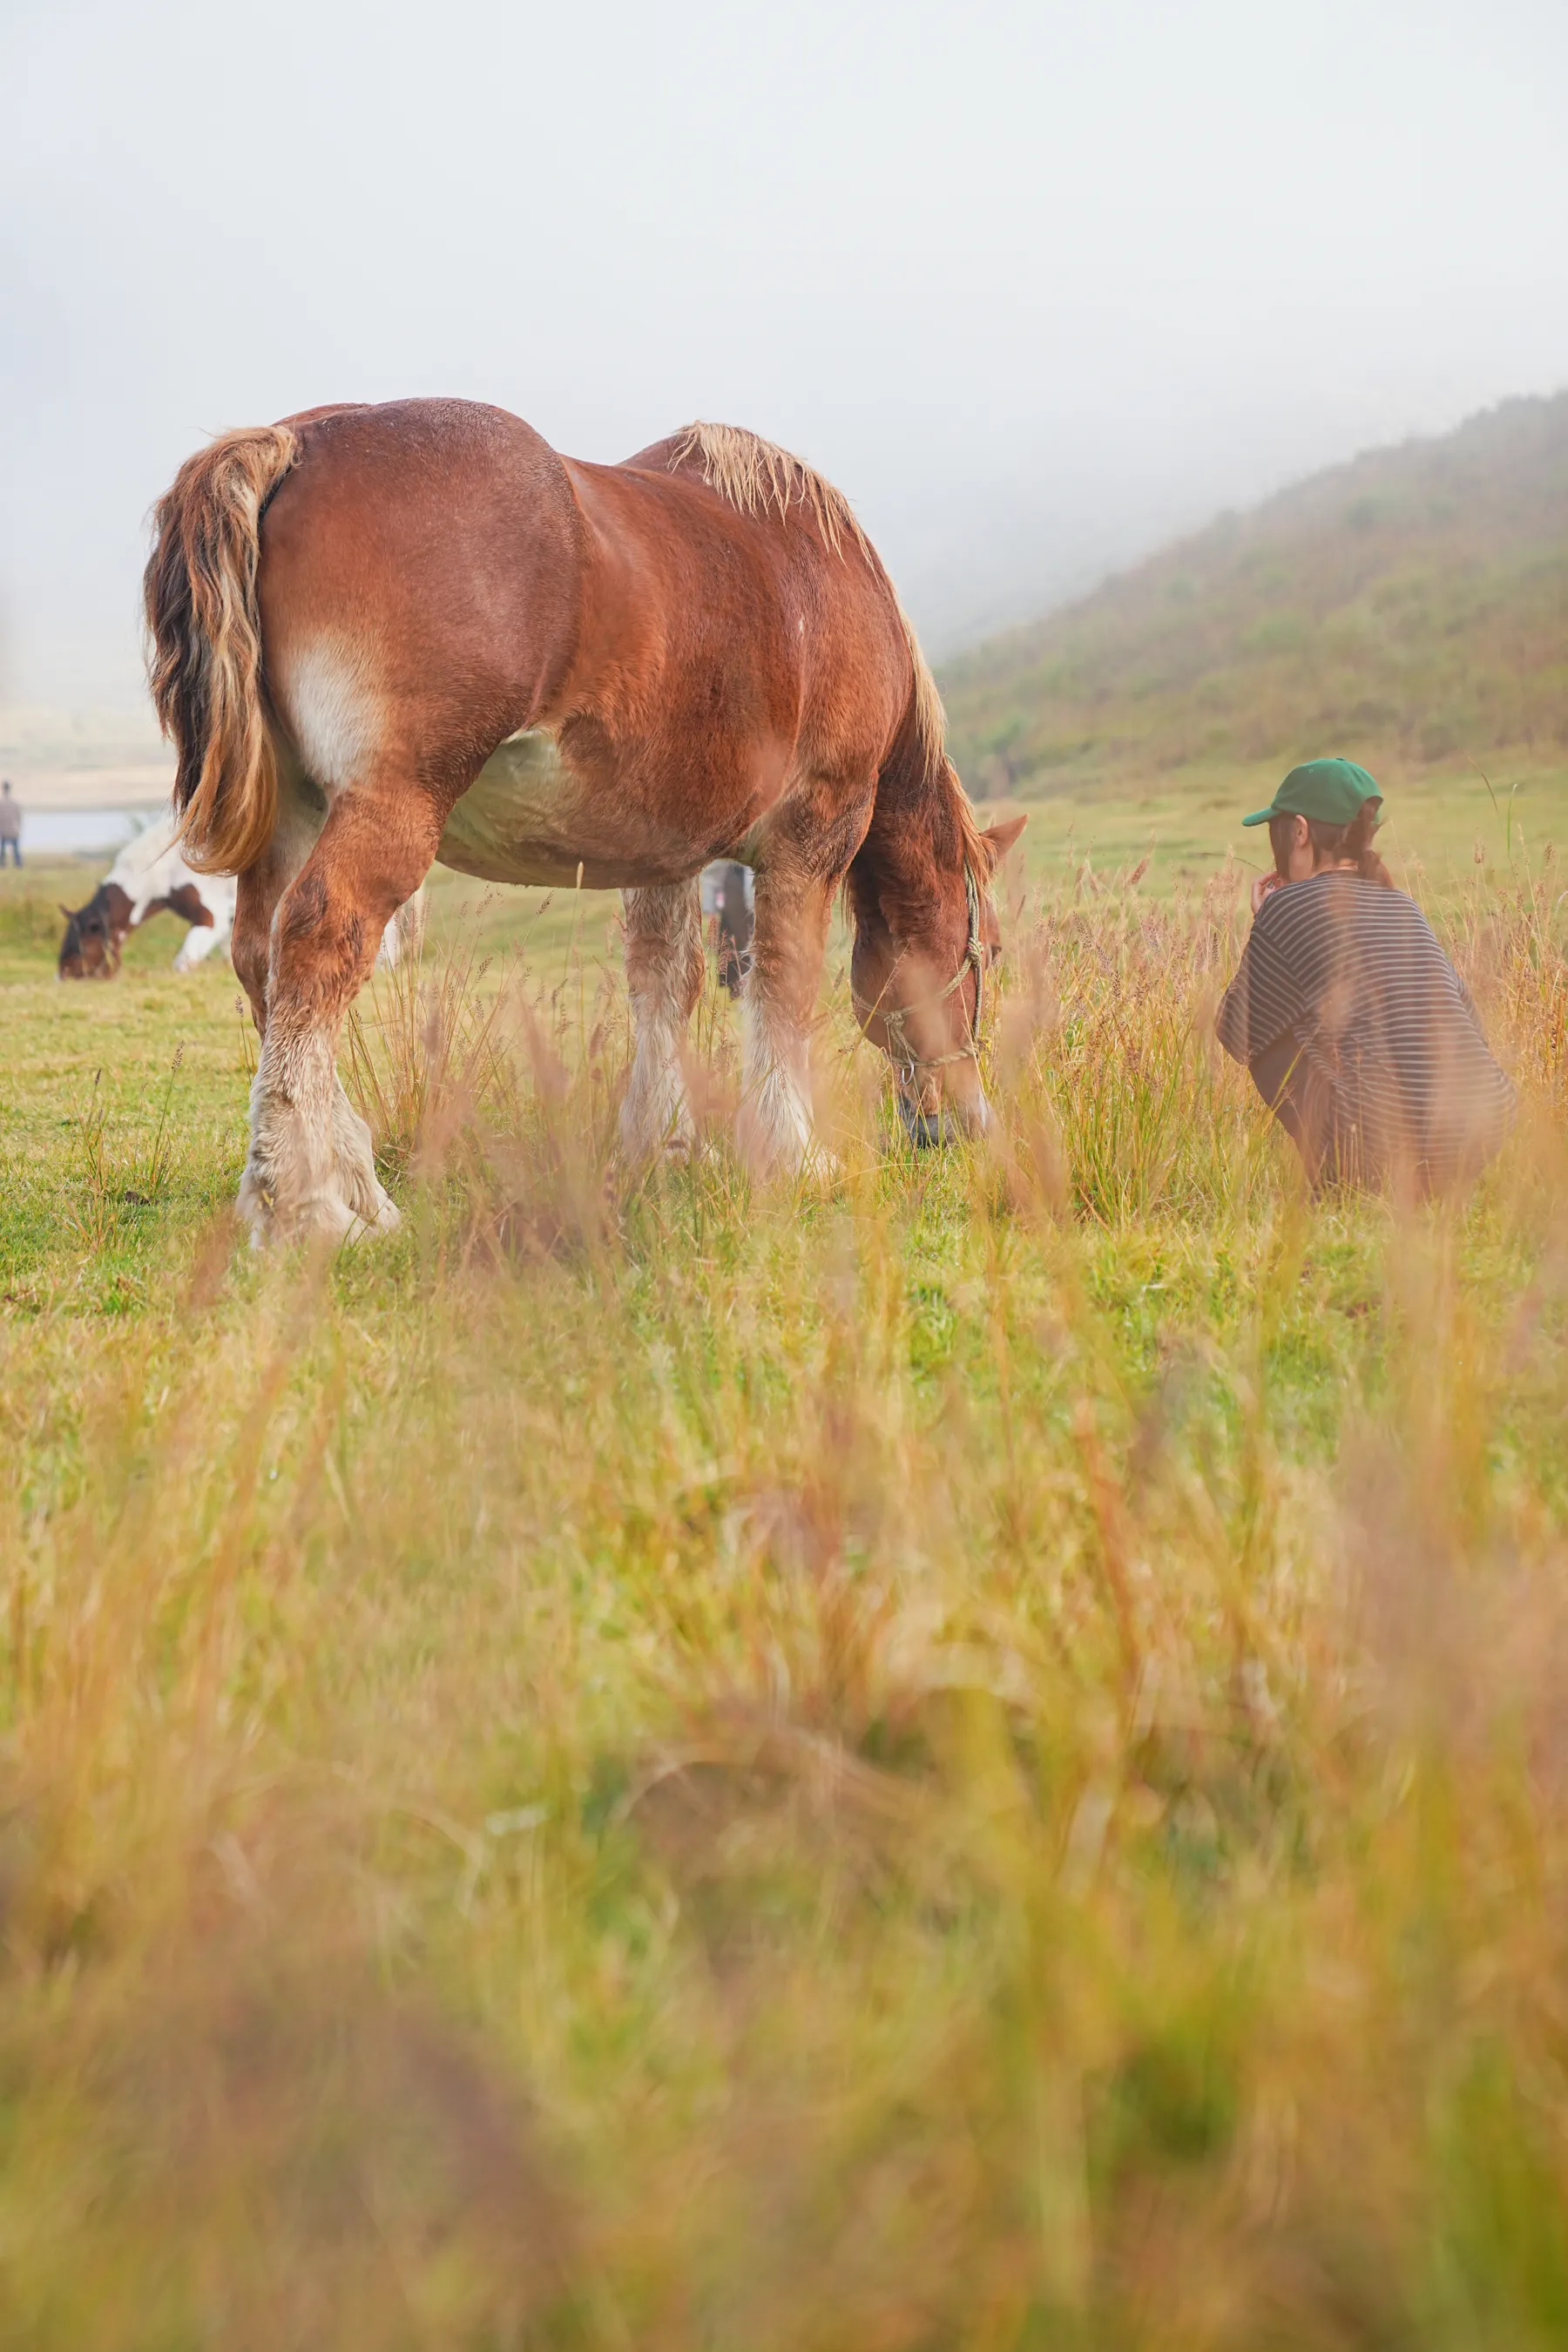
left=738, top=995, right=817, bottom=1178
left=239, top=1032, right=400, bottom=1246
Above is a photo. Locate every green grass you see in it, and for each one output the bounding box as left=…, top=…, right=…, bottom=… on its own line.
left=970, top=756, right=1568, bottom=902
left=2, top=830, right=1567, bottom=2346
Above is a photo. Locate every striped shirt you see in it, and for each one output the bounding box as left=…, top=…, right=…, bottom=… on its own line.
left=1216, top=874, right=1516, bottom=1186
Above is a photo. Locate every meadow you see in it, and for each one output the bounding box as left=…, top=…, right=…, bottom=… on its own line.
left=2, top=803, right=1567, bottom=2349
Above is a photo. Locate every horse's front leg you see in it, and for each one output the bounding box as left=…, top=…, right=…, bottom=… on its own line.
left=740, top=855, right=839, bottom=1177
left=619, top=880, right=705, bottom=1164
left=240, top=786, right=442, bottom=1245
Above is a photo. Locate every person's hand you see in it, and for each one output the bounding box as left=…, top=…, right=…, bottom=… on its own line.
left=1250, top=870, right=1283, bottom=917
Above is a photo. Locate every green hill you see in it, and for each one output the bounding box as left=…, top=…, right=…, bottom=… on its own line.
left=940, top=393, right=1568, bottom=804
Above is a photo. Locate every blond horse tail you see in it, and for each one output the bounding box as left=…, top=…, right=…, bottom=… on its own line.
left=144, top=424, right=300, bottom=874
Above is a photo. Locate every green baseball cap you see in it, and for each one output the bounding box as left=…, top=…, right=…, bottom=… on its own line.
left=1242, top=756, right=1383, bottom=829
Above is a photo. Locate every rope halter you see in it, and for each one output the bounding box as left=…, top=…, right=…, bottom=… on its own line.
left=851, top=862, right=987, bottom=1077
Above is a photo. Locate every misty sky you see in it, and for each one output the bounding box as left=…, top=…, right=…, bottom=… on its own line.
left=3, top=0, right=1565, bottom=718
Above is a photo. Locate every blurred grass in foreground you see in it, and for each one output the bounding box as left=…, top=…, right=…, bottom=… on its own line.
left=0, top=845, right=1566, bottom=2348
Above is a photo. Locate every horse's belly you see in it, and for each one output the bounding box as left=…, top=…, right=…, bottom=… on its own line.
left=436, top=732, right=587, bottom=886
left=436, top=730, right=700, bottom=889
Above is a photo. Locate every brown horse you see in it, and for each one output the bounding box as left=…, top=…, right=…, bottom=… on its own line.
left=145, top=400, right=1024, bottom=1241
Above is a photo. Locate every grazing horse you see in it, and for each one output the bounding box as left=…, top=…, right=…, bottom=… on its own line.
left=57, top=816, right=237, bottom=978
left=145, top=399, right=1024, bottom=1243
left=57, top=814, right=423, bottom=983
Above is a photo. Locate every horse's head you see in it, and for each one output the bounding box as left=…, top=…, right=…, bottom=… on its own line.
left=851, top=811, right=1027, bottom=1145
left=57, top=884, right=130, bottom=979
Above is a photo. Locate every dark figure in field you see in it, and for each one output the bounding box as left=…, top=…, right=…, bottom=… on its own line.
left=0, top=781, right=20, bottom=867
left=1216, top=760, right=1515, bottom=1195
left=707, top=860, right=754, bottom=996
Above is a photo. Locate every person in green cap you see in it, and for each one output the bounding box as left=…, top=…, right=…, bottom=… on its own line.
left=1215, top=758, right=1515, bottom=1193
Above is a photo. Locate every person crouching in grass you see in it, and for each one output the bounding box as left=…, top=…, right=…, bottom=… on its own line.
left=1216, top=758, right=1516, bottom=1196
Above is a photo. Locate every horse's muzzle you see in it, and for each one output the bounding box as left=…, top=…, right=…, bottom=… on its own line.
left=897, top=1092, right=991, bottom=1149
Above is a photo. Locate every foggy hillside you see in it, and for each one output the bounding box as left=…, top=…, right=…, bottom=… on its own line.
left=940, top=393, right=1568, bottom=798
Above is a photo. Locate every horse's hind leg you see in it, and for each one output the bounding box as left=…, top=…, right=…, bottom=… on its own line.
left=240, top=783, right=443, bottom=1243
left=232, top=765, right=327, bottom=1034
left=620, top=880, right=704, bottom=1163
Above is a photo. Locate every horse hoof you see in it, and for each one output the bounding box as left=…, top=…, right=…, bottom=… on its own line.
left=618, top=1110, right=700, bottom=1170
left=237, top=1176, right=400, bottom=1248
left=348, top=1186, right=402, bottom=1241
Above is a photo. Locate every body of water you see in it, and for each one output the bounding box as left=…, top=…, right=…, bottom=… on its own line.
left=9, top=807, right=165, bottom=858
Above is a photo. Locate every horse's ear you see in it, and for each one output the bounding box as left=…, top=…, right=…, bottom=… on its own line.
left=979, top=814, right=1028, bottom=869
left=59, top=903, right=75, bottom=920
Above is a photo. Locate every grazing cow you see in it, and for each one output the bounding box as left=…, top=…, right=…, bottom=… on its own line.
left=57, top=818, right=237, bottom=978
left=144, top=400, right=1025, bottom=1243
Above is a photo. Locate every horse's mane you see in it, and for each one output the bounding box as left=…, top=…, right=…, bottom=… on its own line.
left=944, top=759, right=990, bottom=880
left=667, top=421, right=947, bottom=780
left=667, top=421, right=867, bottom=558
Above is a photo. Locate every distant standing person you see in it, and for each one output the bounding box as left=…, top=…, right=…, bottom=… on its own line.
left=706, top=860, right=754, bottom=997
left=1215, top=759, right=1515, bottom=1194
left=0, top=781, right=20, bottom=866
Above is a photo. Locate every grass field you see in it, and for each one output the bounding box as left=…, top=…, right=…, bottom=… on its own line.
left=973, top=756, right=1568, bottom=904
left=3, top=809, right=1568, bottom=2348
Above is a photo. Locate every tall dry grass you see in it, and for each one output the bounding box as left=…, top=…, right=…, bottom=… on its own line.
left=0, top=868, right=1565, bottom=2348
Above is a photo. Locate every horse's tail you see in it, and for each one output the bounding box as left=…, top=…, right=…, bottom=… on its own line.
left=144, top=423, right=301, bottom=874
